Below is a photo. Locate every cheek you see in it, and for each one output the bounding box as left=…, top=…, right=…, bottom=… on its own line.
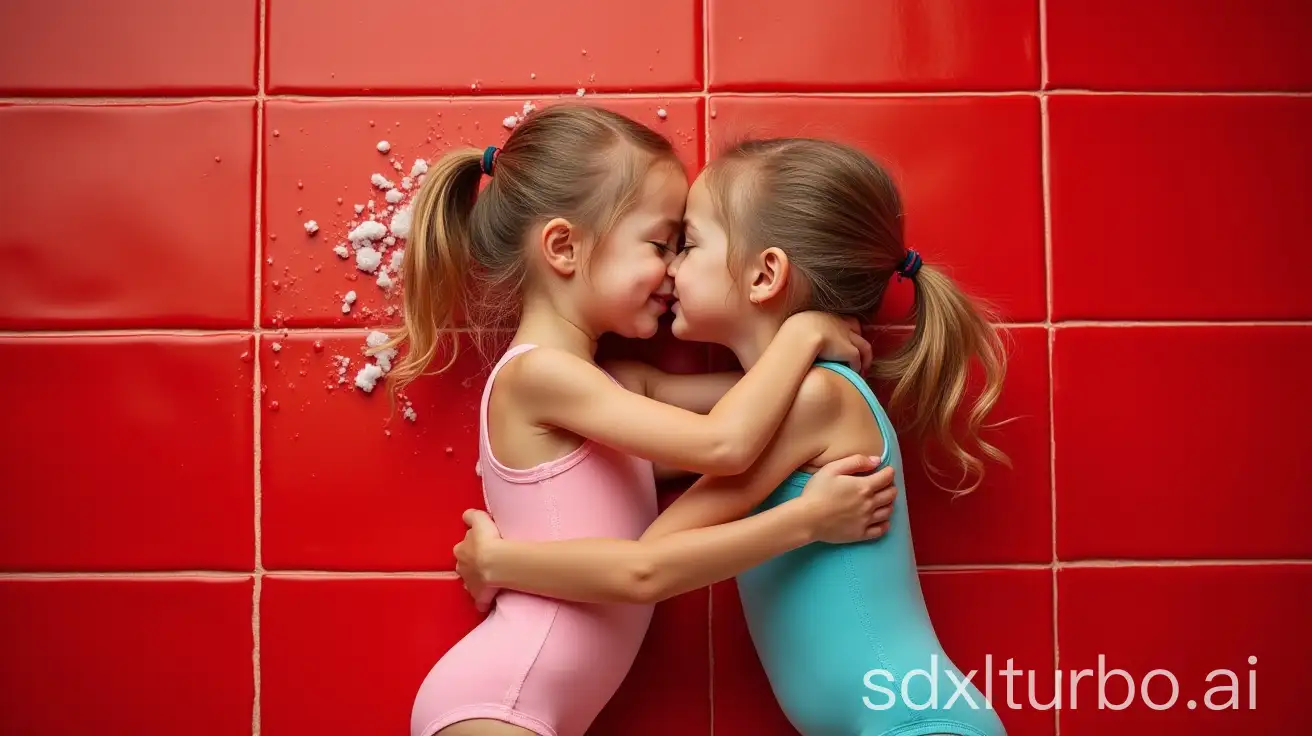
left=680, top=263, right=730, bottom=308
left=632, top=253, right=668, bottom=289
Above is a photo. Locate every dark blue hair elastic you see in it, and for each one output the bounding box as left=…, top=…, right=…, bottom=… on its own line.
left=896, top=249, right=923, bottom=280
left=481, top=146, right=498, bottom=176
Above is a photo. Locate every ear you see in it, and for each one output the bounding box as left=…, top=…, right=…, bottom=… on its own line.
left=746, top=246, right=792, bottom=306
left=537, top=218, right=579, bottom=277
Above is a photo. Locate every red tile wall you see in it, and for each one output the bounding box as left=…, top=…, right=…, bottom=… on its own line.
left=1, top=1, right=1307, bottom=734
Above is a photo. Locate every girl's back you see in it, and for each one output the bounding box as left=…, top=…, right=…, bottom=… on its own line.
left=737, top=362, right=1006, bottom=736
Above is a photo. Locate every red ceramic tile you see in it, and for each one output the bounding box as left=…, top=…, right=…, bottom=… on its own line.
left=1047, top=0, right=1312, bottom=91
left=712, top=570, right=1054, bottom=735
left=0, top=335, right=254, bottom=571
left=709, top=0, right=1038, bottom=91
left=0, top=577, right=253, bottom=736
left=591, top=589, right=710, bottom=735
left=1049, top=96, right=1312, bottom=321
left=0, top=0, right=257, bottom=95
left=262, top=98, right=702, bottom=328
left=259, top=331, right=486, bottom=570
left=920, top=570, right=1056, bottom=736
left=1058, top=565, right=1309, bottom=735
left=266, top=0, right=699, bottom=93
left=0, top=103, right=256, bottom=329
left=1054, top=326, right=1312, bottom=560
left=260, top=576, right=481, bottom=735
left=708, top=96, right=1045, bottom=323
left=897, top=327, right=1052, bottom=565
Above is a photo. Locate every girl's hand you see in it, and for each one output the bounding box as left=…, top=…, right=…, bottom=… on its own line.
left=797, top=454, right=897, bottom=543
left=453, top=509, right=504, bottom=612
left=784, top=311, right=873, bottom=372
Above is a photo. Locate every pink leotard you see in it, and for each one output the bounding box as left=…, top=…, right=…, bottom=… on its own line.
left=411, top=344, right=658, bottom=736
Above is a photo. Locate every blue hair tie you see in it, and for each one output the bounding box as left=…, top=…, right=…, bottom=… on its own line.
left=481, top=146, right=498, bottom=176
left=896, top=249, right=923, bottom=280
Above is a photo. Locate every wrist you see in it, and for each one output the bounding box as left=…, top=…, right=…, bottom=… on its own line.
left=479, top=539, right=510, bottom=586
left=781, top=316, right=823, bottom=358
left=787, top=495, right=826, bottom=544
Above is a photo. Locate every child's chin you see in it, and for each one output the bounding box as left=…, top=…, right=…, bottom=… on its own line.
left=626, top=317, right=661, bottom=340
left=670, top=315, right=699, bottom=341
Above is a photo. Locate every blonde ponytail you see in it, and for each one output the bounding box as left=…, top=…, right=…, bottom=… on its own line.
left=873, top=262, right=1009, bottom=494
left=382, top=147, right=483, bottom=399
left=368, top=105, right=679, bottom=411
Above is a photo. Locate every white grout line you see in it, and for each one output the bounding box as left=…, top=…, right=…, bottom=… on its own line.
left=1044, top=89, right=1312, bottom=98
left=0, top=571, right=256, bottom=580
left=1060, top=558, right=1312, bottom=568
left=4, top=320, right=1309, bottom=340
left=4, top=90, right=1310, bottom=105
left=1051, top=320, right=1312, bottom=328
left=253, top=4, right=268, bottom=734
left=0, top=327, right=459, bottom=338
left=3, top=560, right=1305, bottom=580
left=259, top=570, right=463, bottom=579
left=919, top=564, right=1049, bottom=572
left=1039, top=2, right=1060, bottom=731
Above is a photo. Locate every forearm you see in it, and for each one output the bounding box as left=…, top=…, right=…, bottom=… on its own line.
left=482, top=499, right=820, bottom=605
left=700, top=322, right=820, bottom=471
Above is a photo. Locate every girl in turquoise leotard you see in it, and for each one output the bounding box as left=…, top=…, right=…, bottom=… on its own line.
left=455, top=138, right=1011, bottom=736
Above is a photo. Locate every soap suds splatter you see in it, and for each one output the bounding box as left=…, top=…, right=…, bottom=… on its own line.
left=273, top=139, right=445, bottom=426
left=348, top=221, right=388, bottom=244
left=353, top=330, right=401, bottom=394
left=389, top=206, right=413, bottom=239
left=502, top=101, right=539, bottom=131
left=356, top=245, right=382, bottom=274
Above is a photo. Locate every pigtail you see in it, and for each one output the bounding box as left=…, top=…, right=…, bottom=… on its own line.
left=383, top=147, right=484, bottom=399
left=874, top=263, right=1009, bottom=495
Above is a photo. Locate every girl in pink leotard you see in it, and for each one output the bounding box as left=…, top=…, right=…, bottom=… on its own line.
left=387, top=105, right=899, bottom=736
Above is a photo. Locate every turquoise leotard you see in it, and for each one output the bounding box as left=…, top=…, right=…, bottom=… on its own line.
left=736, top=362, right=1008, bottom=736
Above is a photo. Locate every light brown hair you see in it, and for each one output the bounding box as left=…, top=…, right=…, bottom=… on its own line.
left=704, top=138, right=1008, bottom=494
left=380, top=105, right=679, bottom=400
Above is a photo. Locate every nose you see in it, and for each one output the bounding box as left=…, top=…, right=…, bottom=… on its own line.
left=667, top=250, right=686, bottom=277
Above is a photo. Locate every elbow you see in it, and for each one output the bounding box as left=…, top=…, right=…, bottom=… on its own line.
left=621, top=557, right=668, bottom=605
left=706, top=434, right=755, bottom=476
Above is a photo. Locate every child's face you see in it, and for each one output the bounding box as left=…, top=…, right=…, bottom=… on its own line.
left=584, top=160, right=687, bottom=339
left=667, top=175, right=751, bottom=343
